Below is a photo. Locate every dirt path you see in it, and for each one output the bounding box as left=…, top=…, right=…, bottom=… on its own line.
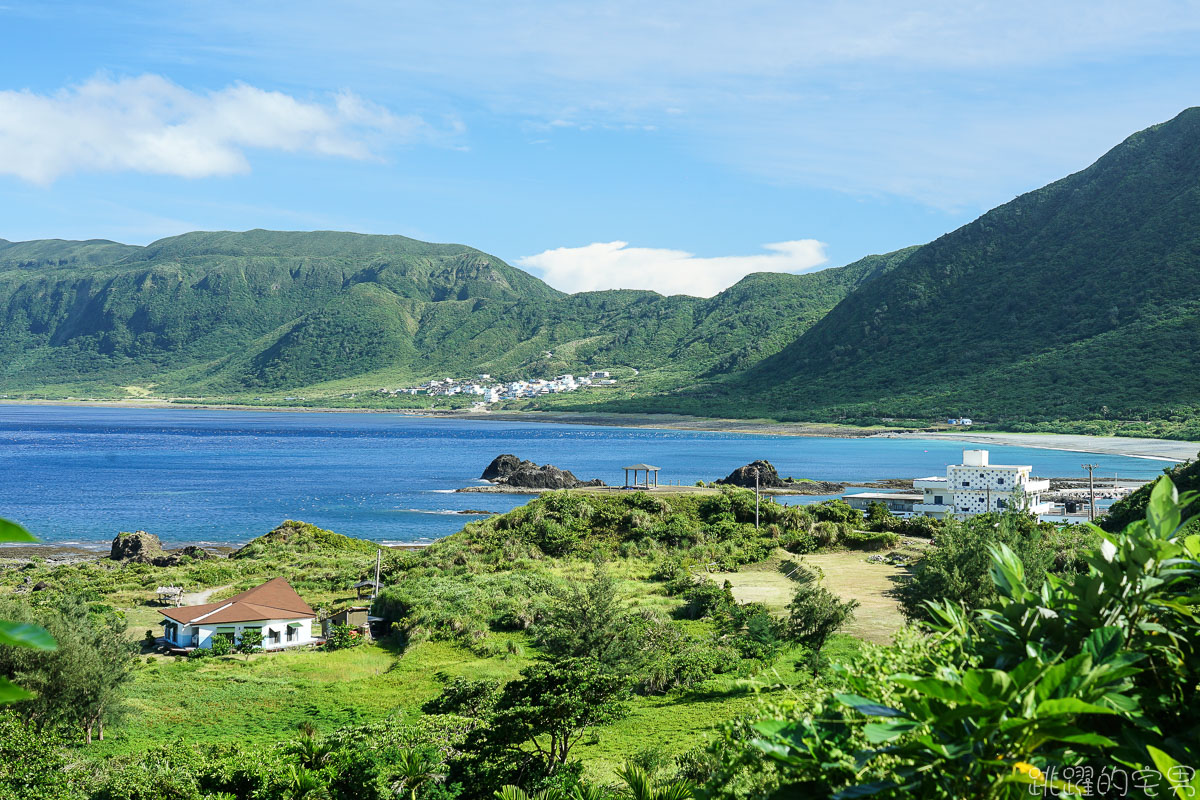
left=181, top=584, right=233, bottom=605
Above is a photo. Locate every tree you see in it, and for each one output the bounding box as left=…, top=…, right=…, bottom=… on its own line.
left=865, top=501, right=901, bottom=533
left=785, top=567, right=858, bottom=673
left=210, top=633, right=233, bottom=656
left=535, top=561, right=641, bottom=669
left=750, top=476, right=1200, bottom=798
left=485, top=658, right=630, bottom=779
left=422, top=676, right=501, bottom=717
left=389, top=747, right=447, bottom=800
left=238, top=627, right=264, bottom=656
left=0, top=710, right=74, bottom=798
left=0, top=594, right=135, bottom=742
left=324, top=622, right=361, bottom=651
left=894, top=512, right=1095, bottom=621
left=0, top=518, right=56, bottom=705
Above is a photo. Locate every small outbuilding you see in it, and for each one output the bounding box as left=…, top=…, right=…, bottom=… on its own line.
left=353, top=579, right=381, bottom=600
left=622, top=464, right=660, bottom=488
left=322, top=606, right=382, bottom=640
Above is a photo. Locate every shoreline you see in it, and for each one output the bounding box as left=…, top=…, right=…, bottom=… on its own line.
left=3, top=398, right=1197, bottom=460
left=884, top=431, right=1197, bottom=462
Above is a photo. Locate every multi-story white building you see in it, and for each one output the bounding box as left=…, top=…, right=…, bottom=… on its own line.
left=913, top=449, right=1051, bottom=519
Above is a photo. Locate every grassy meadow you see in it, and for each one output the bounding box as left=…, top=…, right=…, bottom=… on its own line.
left=2, top=489, right=934, bottom=795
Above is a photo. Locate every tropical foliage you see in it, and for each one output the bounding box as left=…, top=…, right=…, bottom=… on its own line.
left=746, top=476, right=1200, bottom=799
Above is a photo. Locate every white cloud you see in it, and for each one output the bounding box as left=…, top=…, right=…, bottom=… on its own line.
left=0, top=74, right=437, bottom=184
left=517, top=240, right=828, bottom=297
left=138, top=1, right=1200, bottom=212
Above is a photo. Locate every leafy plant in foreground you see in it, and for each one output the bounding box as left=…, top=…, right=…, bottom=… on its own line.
left=0, top=518, right=57, bottom=704
left=748, top=476, right=1200, bottom=798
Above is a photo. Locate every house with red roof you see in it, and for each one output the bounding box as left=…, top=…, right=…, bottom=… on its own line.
left=159, top=577, right=317, bottom=650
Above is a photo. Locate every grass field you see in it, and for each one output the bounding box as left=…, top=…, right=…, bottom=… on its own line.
left=90, top=550, right=887, bottom=779
left=98, top=630, right=861, bottom=781
left=707, top=544, right=925, bottom=644
left=96, top=639, right=529, bottom=756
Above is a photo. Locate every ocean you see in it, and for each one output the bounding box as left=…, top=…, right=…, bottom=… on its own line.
left=0, top=405, right=1171, bottom=550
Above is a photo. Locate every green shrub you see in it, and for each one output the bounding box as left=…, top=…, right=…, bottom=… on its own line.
left=839, top=529, right=899, bottom=551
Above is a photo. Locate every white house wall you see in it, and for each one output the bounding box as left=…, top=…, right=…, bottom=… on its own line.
left=168, top=618, right=316, bottom=650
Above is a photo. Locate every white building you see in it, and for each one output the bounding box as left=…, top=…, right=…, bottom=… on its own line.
left=158, top=577, right=317, bottom=651
left=843, top=491, right=922, bottom=517
left=913, top=449, right=1051, bottom=519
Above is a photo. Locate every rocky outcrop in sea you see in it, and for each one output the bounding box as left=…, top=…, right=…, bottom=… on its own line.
left=716, top=460, right=788, bottom=488
left=480, top=454, right=606, bottom=490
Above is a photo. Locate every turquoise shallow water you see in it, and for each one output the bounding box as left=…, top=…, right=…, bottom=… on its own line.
left=0, top=405, right=1170, bottom=549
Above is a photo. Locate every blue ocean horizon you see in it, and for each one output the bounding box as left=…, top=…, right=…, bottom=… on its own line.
left=0, top=405, right=1172, bottom=550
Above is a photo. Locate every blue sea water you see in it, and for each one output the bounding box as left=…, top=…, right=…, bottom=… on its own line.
left=0, top=405, right=1173, bottom=550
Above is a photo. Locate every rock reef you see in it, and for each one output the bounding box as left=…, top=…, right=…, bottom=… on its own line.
left=716, top=460, right=787, bottom=488
left=480, top=454, right=606, bottom=490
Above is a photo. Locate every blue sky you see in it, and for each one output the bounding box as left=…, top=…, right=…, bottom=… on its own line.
left=2, top=1, right=1200, bottom=295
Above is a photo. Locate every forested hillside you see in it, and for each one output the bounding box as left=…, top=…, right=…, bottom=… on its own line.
left=5, top=110, right=1200, bottom=433
left=707, top=107, right=1200, bottom=425
left=0, top=230, right=898, bottom=398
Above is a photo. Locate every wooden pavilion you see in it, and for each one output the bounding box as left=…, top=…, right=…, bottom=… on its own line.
left=622, top=464, right=660, bottom=488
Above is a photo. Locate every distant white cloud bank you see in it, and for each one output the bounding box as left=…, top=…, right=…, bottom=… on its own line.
left=0, top=74, right=433, bottom=184
left=517, top=239, right=828, bottom=297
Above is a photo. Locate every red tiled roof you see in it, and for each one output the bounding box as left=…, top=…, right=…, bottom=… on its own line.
left=160, top=577, right=315, bottom=624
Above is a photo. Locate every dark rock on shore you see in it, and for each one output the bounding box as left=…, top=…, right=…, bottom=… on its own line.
left=717, top=460, right=787, bottom=489
left=110, top=530, right=167, bottom=563
left=481, top=454, right=525, bottom=481
left=109, top=531, right=214, bottom=566
left=481, top=454, right=606, bottom=489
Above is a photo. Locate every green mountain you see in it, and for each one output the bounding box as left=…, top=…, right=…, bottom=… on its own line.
left=0, top=229, right=892, bottom=398
left=6, top=109, right=1200, bottom=434
left=604, top=108, right=1200, bottom=429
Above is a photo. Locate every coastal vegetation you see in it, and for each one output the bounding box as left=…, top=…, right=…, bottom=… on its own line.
left=4, top=481, right=1173, bottom=799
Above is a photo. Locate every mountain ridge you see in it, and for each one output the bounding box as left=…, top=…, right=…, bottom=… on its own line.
left=4, top=109, right=1200, bottom=437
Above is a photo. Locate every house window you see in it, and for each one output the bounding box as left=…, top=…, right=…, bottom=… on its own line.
left=997, top=499, right=1007, bottom=509
left=268, top=628, right=281, bottom=645
left=286, top=626, right=297, bottom=642
left=934, top=495, right=944, bottom=505
left=997, top=477, right=1005, bottom=485
left=962, top=481, right=970, bottom=487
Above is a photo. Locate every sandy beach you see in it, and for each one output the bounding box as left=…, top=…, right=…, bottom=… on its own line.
left=885, top=431, right=1198, bottom=462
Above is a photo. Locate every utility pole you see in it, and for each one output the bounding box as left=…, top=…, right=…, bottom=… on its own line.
left=754, top=467, right=761, bottom=530
left=1082, top=464, right=1099, bottom=522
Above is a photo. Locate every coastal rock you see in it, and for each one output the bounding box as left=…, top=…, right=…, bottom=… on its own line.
left=109, top=531, right=214, bottom=566
left=177, top=545, right=212, bottom=561
left=717, top=460, right=787, bottom=489
left=481, top=454, right=527, bottom=481
left=110, top=530, right=167, bottom=563
left=481, top=454, right=606, bottom=489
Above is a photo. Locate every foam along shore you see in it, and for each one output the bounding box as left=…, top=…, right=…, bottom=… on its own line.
left=883, top=431, right=1199, bottom=462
